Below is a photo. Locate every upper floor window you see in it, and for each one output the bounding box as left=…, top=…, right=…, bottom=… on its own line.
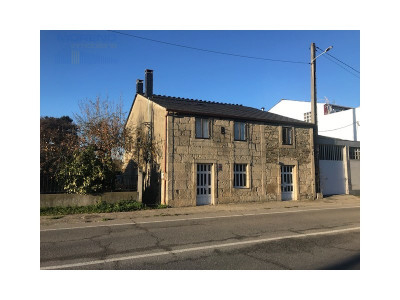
left=349, top=147, right=360, bottom=160
left=304, top=112, right=312, bottom=123
left=195, top=118, right=210, bottom=139
left=282, top=127, right=293, bottom=145
left=234, top=122, right=246, bottom=141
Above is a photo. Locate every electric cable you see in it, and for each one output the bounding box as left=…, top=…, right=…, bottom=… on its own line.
left=316, top=48, right=360, bottom=78
left=107, top=30, right=309, bottom=65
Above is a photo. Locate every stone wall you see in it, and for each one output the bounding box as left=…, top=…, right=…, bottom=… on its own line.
left=166, top=115, right=315, bottom=207
left=40, top=192, right=139, bottom=208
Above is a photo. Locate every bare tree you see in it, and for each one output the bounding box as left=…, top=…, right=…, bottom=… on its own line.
left=74, top=96, right=133, bottom=167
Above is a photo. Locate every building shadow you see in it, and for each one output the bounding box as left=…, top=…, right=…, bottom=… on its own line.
left=319, top=254, right=360, bottom=270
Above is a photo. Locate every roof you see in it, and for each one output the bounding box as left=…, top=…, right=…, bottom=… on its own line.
left=148, top=94, right=313, bottom=127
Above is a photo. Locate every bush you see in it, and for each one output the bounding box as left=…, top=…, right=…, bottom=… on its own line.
left=57, top=146, right=114, bottom=194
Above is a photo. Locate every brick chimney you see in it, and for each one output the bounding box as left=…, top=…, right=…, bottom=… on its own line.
left=136, top=79, right=143, bottom=94
left=145, top=69, right=153, bottom=97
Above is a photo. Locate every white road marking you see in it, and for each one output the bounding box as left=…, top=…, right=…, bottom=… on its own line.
left=40, top=205, right=360, bottom=232
left=41, top=226, right=360, bottom=270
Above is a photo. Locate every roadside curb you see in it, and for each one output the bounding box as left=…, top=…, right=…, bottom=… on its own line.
left=40, top=195, right=360, bottom=230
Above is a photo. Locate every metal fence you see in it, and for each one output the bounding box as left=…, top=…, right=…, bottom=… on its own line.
left=40, top=174, right=138, bottom=194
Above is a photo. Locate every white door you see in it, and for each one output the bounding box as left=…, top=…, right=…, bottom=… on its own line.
left=319, top=161, right=346, bottom=195
left=281, top=165, right=294, bottom=201
left=319, top=144, right=346, bottom=195
left=196, top=164, right=212, bottom=205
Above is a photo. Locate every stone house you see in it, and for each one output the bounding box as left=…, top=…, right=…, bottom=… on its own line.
left=124, top=70, right=316, bottom=207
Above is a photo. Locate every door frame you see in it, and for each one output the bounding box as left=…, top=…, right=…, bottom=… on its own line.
left=278, top=159, right=299, bottom=201
left=193, top=160, right=216, bottom=206
left=281, top=165, right=295, bottom=201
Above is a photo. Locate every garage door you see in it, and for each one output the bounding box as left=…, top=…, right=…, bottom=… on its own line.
left=319, top=145, right=346, bottom=195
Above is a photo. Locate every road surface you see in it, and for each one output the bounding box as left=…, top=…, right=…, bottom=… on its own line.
left=40, top=203, right=360, bottom=270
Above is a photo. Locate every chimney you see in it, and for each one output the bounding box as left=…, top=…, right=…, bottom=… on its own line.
left=136, top=79, right=143, bottom=94
left=145, top=69, right=153, bottom=97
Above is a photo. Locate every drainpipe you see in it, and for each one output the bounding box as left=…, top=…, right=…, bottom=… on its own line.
left=163, top=110, right=168, bottom=205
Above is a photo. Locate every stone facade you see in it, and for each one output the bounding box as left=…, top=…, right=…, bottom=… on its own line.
left=166, top=115, right=315, bottom=207
left=125, top=94, right=316, bottom=207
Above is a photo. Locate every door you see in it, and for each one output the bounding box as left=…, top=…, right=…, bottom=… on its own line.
left=196, top=164, right=212, bottom=205
left=319, top=144, right=346, bottom=195
left=281, top=165, right=294, bottom=201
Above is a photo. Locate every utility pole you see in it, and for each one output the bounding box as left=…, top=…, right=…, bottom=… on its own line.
left=311, top=42, right=321, bottom=198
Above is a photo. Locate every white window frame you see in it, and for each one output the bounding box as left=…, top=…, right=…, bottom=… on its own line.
left=195, top=118, right=210, bottom=139
left=233, top=163, right=247, bottom=188
left=234, top=122, right=246, bottom=141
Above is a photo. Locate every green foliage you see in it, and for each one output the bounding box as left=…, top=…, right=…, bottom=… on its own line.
left=40, top=200, right=169, bottom=216
left=57, top=146, right=114, bottom=194
left=40, top=116, right=79, bottom=179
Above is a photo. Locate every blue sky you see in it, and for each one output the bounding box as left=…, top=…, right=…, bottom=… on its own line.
left=40, top=30, right=360, bottom=119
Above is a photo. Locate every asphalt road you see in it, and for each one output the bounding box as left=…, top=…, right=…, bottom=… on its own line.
left=40, top=201, right=360, bottom=270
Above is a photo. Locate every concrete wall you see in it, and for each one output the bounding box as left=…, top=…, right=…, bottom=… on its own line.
left=269, top=100, right=360, bottom=142
left=40, top=192, right=139, bottom=208
left=165, top=115, right=315, bottom=207
left=269, top=99, right=325, bottom=121
left=350, top=159, right=360, bottom=194
left=319, top=108, right=360, bottom=142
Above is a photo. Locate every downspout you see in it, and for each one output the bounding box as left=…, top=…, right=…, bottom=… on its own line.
left=163, top=110, right=168, bottom=205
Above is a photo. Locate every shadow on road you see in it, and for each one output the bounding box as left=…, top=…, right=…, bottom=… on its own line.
left=320, top=254, right=360, bottom=270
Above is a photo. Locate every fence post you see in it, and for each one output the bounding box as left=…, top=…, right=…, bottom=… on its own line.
left=137, top=171, right=143, bottom=203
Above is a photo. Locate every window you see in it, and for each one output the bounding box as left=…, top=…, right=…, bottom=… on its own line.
left=304, top=112, right=312, bottom=123
left=349, top=147, right=360, bottom=160
left=234, top=122, right=246, bottom=141
left=234, top=164, right=247, bottom=188
left=282, top=127, right=293, bottom=145
left=195, top=118, right=210, bottom=138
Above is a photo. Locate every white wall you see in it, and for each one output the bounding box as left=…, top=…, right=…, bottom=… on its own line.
left=269, top=100, right=360, bottom=141
left=318, top=108, right=359, bottom=141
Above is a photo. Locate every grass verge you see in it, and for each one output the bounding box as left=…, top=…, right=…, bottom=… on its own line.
left=40, top=200, right=169, bottom=216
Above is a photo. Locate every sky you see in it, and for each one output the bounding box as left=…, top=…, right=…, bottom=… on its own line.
left=40, top=30, right=360, bottom=119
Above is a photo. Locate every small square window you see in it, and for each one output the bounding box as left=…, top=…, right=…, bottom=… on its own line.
left=304, top=112, right=312, bottom=123
left=282, top=127, right=293, bottom=145
left=234, top=122, right=246, bottom=141
left=195, top=118, right=210, bottom=139
left=349, top=147, right=360, bottom=160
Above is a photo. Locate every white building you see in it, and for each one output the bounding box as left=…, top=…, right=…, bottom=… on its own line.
left=269, top=99, right=360, bottom=196
left=268, top=99, right=360, bottom=141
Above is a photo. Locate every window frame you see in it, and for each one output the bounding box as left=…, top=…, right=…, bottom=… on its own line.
left=282, top=126, right=293, bottom=145
left=349, top=147, right=360, bottom=160
left=234, top=121, right=247, bottom=141
left=233, top=163, right=248, bottom=188
left=195, top=117, right=210, bottom=139
left=304, top=112, right=312, bottom=123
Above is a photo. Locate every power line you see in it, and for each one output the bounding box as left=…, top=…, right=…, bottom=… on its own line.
left=316, top=46, right=360, bottom=74
left=316, top=47, right=360, bottom=74
left=107, top=30, right=309, bottom=65
left=316, top=48, right=360, bottom=79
